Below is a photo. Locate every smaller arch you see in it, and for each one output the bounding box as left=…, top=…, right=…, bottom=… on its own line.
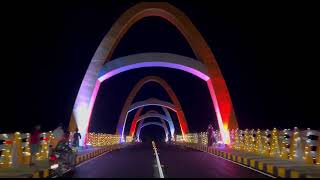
left=117, top=76, right=189, bottom=142
left=145, top=110, right=159, bottom=114
left=128, top=98, right=176, bottom=113
left=129, top=107, right=175, bottom=138
left=137, top=109, right=175, bottom=138
left=162, top=107, right=175, bottom=138
left=136, top=120, right=169, bottom=142
left=137, top=112, right=170, bottom=123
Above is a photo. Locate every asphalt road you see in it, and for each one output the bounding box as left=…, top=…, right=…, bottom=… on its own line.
left=64, top=142, right=270, bottom=178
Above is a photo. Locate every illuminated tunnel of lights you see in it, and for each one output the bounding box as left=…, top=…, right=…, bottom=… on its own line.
left=69, top=2, right=238, bottom=146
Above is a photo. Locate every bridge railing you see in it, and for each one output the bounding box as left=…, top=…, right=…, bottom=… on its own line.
left=0, top=131, right=57, bottom=168
left=0, top=131, right=127, bottom=169
left=85, top=133, right=121, bottom=147
left=175, top=128, right=320, bottom=165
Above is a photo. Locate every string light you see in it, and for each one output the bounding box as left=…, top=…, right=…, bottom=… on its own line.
left=255, top=129, right=262, bottom=154
left=87, top=133, right=121, bottom=147
left=230, top=129, right=235, bottom=148
left=289, top=127, right=301, bottom=160
left=239, top=130, right=245, bottom=151
left=126, top=136, right=133, bottom=143
left=0, top=133, right=13, bottom=168
left=262, top=129, right=271, bottom=156
left=244, top=129, right=249, bottom=152
left=248, top=129, right=255, bottom=152
left=303, top=128, right=315, bottom=164
left=270, top=128, right=280, bottom=157
left=176, top=135, right=184, bottom=142
left=22, top=133, right=31, bottom=165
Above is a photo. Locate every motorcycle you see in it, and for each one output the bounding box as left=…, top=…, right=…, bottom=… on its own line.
left=49, top=138, right=77, bottom=177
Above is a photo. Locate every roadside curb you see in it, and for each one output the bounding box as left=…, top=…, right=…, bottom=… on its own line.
left=174, top=142, right=320, bottom=178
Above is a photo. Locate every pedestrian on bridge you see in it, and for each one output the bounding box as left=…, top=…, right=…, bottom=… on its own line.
left=51, top=123, right=65, bottom=148
left=207, top=124, right=214, bottom=147
left=30, top=125, right=41, bottom=165
left=72, top=128, right=81, bottom=148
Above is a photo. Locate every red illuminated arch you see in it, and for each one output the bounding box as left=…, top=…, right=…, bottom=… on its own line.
left=70, top=2, right=238, bottom=145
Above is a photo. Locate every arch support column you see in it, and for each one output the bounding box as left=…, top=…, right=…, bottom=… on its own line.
left=206, top=65, right=238, bottom=144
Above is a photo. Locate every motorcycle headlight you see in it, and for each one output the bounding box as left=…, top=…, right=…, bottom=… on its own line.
left=50, top=164, right=59, bottom=170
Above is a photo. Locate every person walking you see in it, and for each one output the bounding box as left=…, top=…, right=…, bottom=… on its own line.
left=72, top=128, right=81, bottom=148
left=30, top=125, right=41, bottom=165
left=207, top=124, right=214, bottom=147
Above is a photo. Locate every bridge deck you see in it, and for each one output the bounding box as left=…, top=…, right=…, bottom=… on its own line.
left=64, top=142, right=269, bottom=178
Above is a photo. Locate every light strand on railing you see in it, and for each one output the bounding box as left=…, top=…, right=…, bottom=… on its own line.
left=270, top=128, right=280, bottom=157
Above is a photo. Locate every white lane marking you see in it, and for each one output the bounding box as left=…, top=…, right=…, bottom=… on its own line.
left=192, top=146, right=276, bottom=178
left=152, top=141, right=164, bottom=178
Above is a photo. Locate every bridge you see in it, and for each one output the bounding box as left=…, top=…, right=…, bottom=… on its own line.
left=4, top=2, right=320, bottom=178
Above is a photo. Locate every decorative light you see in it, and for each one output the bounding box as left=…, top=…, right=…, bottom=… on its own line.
left=233, top=129, right=240, bottom=150
left=255, top=129, right=262, bottom=154
left=244, top=129, right=250, bottom=152
left=289, top=127, right=304, bottom=161
left=303, top=128, right=314, bottom=164
left=317, top=134, right=320, bottom=165
left=0, top=134, right=13, bottom=168
left=87, top=133, right=121, bottom=147
left=280, top=129, right=290, bottom=159
left=239, top=130, right=245, bottom=151
left=270, top=128, right=280, bottom=157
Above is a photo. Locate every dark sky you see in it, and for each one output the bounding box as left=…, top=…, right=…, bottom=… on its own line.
left=7, top=1, right=320, bottom=135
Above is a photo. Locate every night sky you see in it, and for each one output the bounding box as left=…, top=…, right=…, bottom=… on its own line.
left=8, top=1, right=320, bottom=136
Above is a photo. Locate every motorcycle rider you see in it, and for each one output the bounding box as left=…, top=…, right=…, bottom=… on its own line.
left=55, top=131, right=76, bottom=167
left=50, top=124, right=76, bottom=169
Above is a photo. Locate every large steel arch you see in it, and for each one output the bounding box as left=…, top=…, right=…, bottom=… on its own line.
left=70, top=2, right=238, bottom=145
left=136, top=120, right=169, bottom=142
left=117, top=77, right=188, bottom=142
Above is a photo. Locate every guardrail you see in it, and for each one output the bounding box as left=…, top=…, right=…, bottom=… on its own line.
left=175, top=128, right=320, bottom=165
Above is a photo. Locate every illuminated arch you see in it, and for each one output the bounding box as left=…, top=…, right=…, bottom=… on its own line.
left=136, top=120, right=169, bottom=142
left=98, top=53, right=209, bottom=82
left=70, top=2, right=238, bottom=145
left=133, top=109, right=175, bottom=138
left=117, top=77, right=188, bottom=142
left=128, top=98, right=176, bottom=112
left=137, top=112, right=169, bottom=122
left=144, top=110, right=158, bottom=114
left=129, top=107, right=175, bottom=138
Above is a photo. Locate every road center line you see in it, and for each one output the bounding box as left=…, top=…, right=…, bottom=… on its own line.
left=152, top=141, right=164, bottom=178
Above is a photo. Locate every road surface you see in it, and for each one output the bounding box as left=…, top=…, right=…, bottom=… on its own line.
left=63, top=142, right=270, bottom=178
